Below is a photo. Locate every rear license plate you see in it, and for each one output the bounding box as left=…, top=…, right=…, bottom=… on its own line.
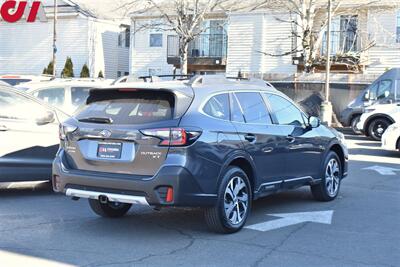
left=97, top=142, right=122, bottom=159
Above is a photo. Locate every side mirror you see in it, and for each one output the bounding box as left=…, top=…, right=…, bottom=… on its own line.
left=36, top=111, right=55, bottom=126
left=384, top=91, right=390, bottom=98
left=362, top=91, right=370, bottom=101
left=308, top=116, right=320, bottom=128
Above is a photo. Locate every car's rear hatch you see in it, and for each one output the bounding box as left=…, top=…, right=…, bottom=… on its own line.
left=61, top=87, right=193, bottom=177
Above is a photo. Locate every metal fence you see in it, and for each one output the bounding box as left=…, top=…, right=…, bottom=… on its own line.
left=167, top=34, right=228, bottom=58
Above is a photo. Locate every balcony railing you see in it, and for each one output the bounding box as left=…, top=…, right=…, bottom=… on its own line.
left=167, top=34, right=228, bottom=59
left=320, top=30, right=360, bottom=55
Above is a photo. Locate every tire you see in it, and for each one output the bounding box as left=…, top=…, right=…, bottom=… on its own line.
left=311, top=151, right=342, bottom=202
left=89, top=199, right=131, bottom=218
left=204, top=166, right=252, bottom=234
left=350, top=115, right=361, bottom=135
left=368, top=118, right=391, bottom=141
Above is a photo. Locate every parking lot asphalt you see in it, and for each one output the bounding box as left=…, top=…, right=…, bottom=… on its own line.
left=0, top=131, right=399, bottom=267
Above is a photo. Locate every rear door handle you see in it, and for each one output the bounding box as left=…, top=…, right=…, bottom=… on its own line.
left=286, top=135, right=296, bottom=143
left=0, top=125, right=9, bottom=131
left=244, top=134, right=256, bottom=142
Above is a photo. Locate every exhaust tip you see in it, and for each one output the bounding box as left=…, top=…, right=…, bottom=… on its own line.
left=99, top=195, right=108, bottom=204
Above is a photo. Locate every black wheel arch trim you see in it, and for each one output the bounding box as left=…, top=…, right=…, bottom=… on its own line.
left=363, top=113, right=395, bottom=133
left=219, top=150, right=258, bottom=193
left=324, top=140, right=347, bottom=177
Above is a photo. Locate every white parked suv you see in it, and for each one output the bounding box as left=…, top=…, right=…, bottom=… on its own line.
left=16, top=78, right=112, bottom=115
left=356, top=103, right=400, bottom=140
left=382, top=123, right=400, bottom=151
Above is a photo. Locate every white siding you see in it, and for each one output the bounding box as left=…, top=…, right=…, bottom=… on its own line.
left=88, top=19, right=129, bottom=79
left=130, top=20, right=174, bottom=76
left=0, top=16, right=89, bottom=76
left=226, top=12, right=296, bottom=77
left=365, top=9, right=400, bottom=74
left=262, top=14, right=297, bottom=74
left=226, top=14, right=264, bottom=76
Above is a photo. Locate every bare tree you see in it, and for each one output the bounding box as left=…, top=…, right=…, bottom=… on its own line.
left=128, top=0, right=240, bottom=74
left=252, top=0, right=399, bottom=73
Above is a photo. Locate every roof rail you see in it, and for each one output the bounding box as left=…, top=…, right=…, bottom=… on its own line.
left=189, top=74, right=271, bottom=88
left=138, top=74, right=194, bottom=82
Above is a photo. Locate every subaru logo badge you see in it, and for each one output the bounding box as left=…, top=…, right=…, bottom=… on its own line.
left=99, top=130, right=111, bottom=138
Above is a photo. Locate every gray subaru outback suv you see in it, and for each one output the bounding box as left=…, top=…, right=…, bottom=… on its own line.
left=53, top=75, right=348, bottom=233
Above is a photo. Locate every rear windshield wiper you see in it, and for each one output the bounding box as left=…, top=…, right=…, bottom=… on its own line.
left=78, top=117, right=113, bottom=124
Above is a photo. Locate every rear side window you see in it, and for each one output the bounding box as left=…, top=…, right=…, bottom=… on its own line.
left=235, top=92, right=271, bottom=124
left=77, top=90, right=175, bottom=125
left=266, top=94, right=305, bottom=126
left=396, top=80, right=400, bottom=99
left=34, top=87, right=65, bottom=108
left=203, top=93, right=229, bottom=120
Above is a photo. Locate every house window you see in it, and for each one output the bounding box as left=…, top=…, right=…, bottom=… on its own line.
left=125, top=28, right=130, bottom=47
left=117, top=71, right=122, bottom=77
left=322, top=15, right=358, bottom=55
left=124, top=72, right=129, bottom=76
left=397, top=10, right=400, bottom=43
left=150, top=33, right=163, bottom=47
left=118, top=33, right=123, bottom=47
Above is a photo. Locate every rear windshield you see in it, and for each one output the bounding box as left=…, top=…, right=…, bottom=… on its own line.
left=76, top=91, right=175, bottom=124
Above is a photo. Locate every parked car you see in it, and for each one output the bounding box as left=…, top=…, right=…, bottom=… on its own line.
left=0, top=84, right=68, bottom=182
left=340, top=68, right=400, bottom=133
left=53, top=75, right=348, bottom=233
left=0, top=74, right=53, bottom=86
left=356, top=103, right=400, bottom=140
left=382, top=123, right=400, bottom=152
left=17, top=79, right=112, bottom=115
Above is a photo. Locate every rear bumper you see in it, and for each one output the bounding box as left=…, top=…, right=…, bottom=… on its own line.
left=52, top=151, right=217, bottom=207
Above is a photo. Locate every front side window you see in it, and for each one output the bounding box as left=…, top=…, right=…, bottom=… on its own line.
left=235, top=92, right=271, bottom=124
left=376, top=80, right=393, bottom=100
left=231, top=93, right=245, bottom=123
left=266, top=94, right=305, bottom=126
left=203, top=93, right=229, bottom=120
left=34, top=87, right=65, bottom=108
left=150, top=33, right=163, bottom=47
left=0, top=90, right=48, bottom=121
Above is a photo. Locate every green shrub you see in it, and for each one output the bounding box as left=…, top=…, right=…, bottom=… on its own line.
left=80, top=64, right=90, bottom=78
left=61, top=57, right=74, bottom=78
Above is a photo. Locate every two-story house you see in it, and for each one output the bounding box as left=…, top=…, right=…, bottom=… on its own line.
left=130, top=1, right=399, bottom=77
left=130, top=12, right=228, bottom=76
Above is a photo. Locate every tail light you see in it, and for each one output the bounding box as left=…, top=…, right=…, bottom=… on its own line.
left=140, top=128, right=202, bottom=146
left=59, top=124, right=77, bottom=141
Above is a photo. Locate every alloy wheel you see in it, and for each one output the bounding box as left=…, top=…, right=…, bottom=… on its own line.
left=372, top=122, right=388, bottom=139
left=224, top=176, right=249, bottom=225
left=325, top=158, right=340, bottom=197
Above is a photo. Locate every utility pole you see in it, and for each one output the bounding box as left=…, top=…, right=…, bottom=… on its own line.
left=321, top=0, right=333, bottom=126
left=52, top=0, right=57, bottom=78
